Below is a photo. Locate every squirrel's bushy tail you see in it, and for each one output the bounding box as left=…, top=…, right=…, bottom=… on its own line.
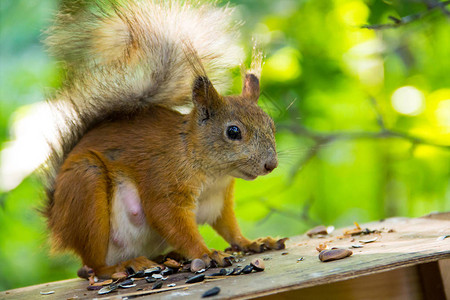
left=46, top=0, right=242, bottom=109
left=42, top=0, right=243, bottom=214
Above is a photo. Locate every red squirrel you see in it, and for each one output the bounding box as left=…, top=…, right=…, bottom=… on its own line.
left=43, top=0, right=286, bottom=278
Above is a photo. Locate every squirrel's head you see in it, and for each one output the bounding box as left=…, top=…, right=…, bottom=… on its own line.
left=190, top=74, right=277, bottom=181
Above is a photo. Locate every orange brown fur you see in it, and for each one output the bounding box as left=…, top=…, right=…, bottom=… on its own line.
left=43, top=0, right=286, bottom=278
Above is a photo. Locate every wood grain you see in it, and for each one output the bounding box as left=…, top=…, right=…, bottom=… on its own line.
left=2, top=214, right=449, bottom=300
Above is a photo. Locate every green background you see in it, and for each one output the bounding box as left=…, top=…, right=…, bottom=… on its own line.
left=1, top=0, right=449, bottom=290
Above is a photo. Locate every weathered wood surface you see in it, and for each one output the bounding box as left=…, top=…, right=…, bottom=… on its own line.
left=2, top=213, right=449, bottom=300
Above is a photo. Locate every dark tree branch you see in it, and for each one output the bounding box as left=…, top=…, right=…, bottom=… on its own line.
left=361, top=0, right=450, bottom=30
left=278, top=96, right=449, bottom=182
left=256, top=198, right=317, bottom=226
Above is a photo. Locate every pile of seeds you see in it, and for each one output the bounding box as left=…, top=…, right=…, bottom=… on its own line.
left=86, top=257, right=266, bottom=296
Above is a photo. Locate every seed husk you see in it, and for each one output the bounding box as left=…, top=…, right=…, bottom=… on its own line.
left=202, top=287, right=220, bottom=298
left=164, top=258, right=181, bottom=269
left=118, top=279, right=136, bottom=288
left=86, top=285, right=102, bottom=291
left=437, top=235, right=450, bottom=241
left=145, top=276, right=156, bottom=283
left=319, top=249, right=353, bottom=262
left=132, top=270, right=145, bottom=278
left=190, top=258, right=206, bottom=273
left=144, top=267, right=162, bottom=276
left=152, top=274, right=163, bottom=279
left=119, top=283, right=136, bottom=289
left=242, top=264, right=254, bottom=274
left=233, top=267, right=243, bottom=275
left=359, top=237, right=378, bottom=244
left=112, top=272, right=128, bottom=280
left=316, top=243, right=329, bottom=252
left=98, top=284, right=118, bottom=295
left=210, top=268, right=227, bottom=276
left=167, top=283, right=176, bottom=287
left=306, top=225, right=328, bottom=237
left=186, top=273, right=205, bottom=284
left=92, top=279, right=113, bottom=286
left=326, top=226, right=335, bottom=234
left=250, top=258, right=265, bottom=271
left=351, top=244, right=363, bottom=248
left=152, top=281, right=163, bottom=290
left=161, top=268, right=174, bottom=276
left=40, top=291, right=55, bottom=295
left=224, top=268, right=235, bottom=276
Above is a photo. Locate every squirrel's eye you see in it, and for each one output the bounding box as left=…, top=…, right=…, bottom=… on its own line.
left=226, top=125, right=242, bottom=140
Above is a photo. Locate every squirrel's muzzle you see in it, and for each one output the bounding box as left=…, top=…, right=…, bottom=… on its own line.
left=263, top=154, right=278, bottom=174
left=264, top=160, right=278, bottom=173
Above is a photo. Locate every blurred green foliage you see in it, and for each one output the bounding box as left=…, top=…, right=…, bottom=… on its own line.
left=1, top=0, right=449, bottom=291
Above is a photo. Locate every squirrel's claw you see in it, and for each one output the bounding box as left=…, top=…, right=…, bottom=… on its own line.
left=211, top=250, right=233, bottom=267
left=229, top=237, right=289, bottom=254
left=200, top=250, right=233, bottom=267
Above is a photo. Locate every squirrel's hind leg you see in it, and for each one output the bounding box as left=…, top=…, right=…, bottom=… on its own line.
left=51, top=150, right=161, bottom=279
left=50, top=150, right=113, bottom=273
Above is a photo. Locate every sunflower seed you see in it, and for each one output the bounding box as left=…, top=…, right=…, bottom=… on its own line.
left=144, top=267, right=162, bottom=276
left=98, top=284, right=118, bottom=295
left=202, top=287, right=220, bottom=298
left=119, top=279, right=136, bottom=289
left=186, top=274, right=205, bottom=284
left=319, top=249, right=353, bottom=262
left=161, top=268, right=174, bottom=276
left=152, top=281, right=163, bottom=290
left=306, top=225, right=328, bottom=237
left=242, top=264, right=253, bottom=274
left=251, top=258, right=265, bottom=271
left=190, top=259, right=206, bottom=273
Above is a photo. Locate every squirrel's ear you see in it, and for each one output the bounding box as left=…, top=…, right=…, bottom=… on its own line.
left=192, top=76, right=222, bottom=109
left=242, top=74, right=260, bottom=103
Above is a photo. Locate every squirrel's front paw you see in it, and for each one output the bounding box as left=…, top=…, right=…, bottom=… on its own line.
left=200, top=250, right=232, bottom=267
left=228, top=237, right=288, bottom=253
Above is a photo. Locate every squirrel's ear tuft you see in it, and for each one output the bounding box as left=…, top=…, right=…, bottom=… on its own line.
left=192, top=76, right=222, bottom=109
left=242, top=74, right=260, bottom=103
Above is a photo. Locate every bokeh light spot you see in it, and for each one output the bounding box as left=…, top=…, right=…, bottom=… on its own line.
left=391, top=86, right=425, bottom=116
left=263, top=47, right=301, bottom=82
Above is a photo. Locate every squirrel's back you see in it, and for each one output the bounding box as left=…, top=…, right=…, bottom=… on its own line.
left=43, top=0, right=245, bottom=214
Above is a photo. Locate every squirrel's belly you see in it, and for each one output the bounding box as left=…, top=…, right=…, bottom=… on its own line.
left=195, top=176, right=232, bottom=225
left=105, top=178, right=169, bottom=266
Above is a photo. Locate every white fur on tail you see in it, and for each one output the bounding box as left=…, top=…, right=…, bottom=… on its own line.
left=46, top=0, right=243, bottom=110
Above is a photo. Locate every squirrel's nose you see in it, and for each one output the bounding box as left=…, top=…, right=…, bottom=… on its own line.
left=264, top=159, right=278, bottom=173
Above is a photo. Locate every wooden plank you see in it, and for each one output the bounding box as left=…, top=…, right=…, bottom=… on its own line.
left=2, top=214, right=449, bottom=300
left=259, top=265, right=424, bottom=300
left=439, top=259, right=450, bottom=299
left=417, top=261, right=446, bottom=300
